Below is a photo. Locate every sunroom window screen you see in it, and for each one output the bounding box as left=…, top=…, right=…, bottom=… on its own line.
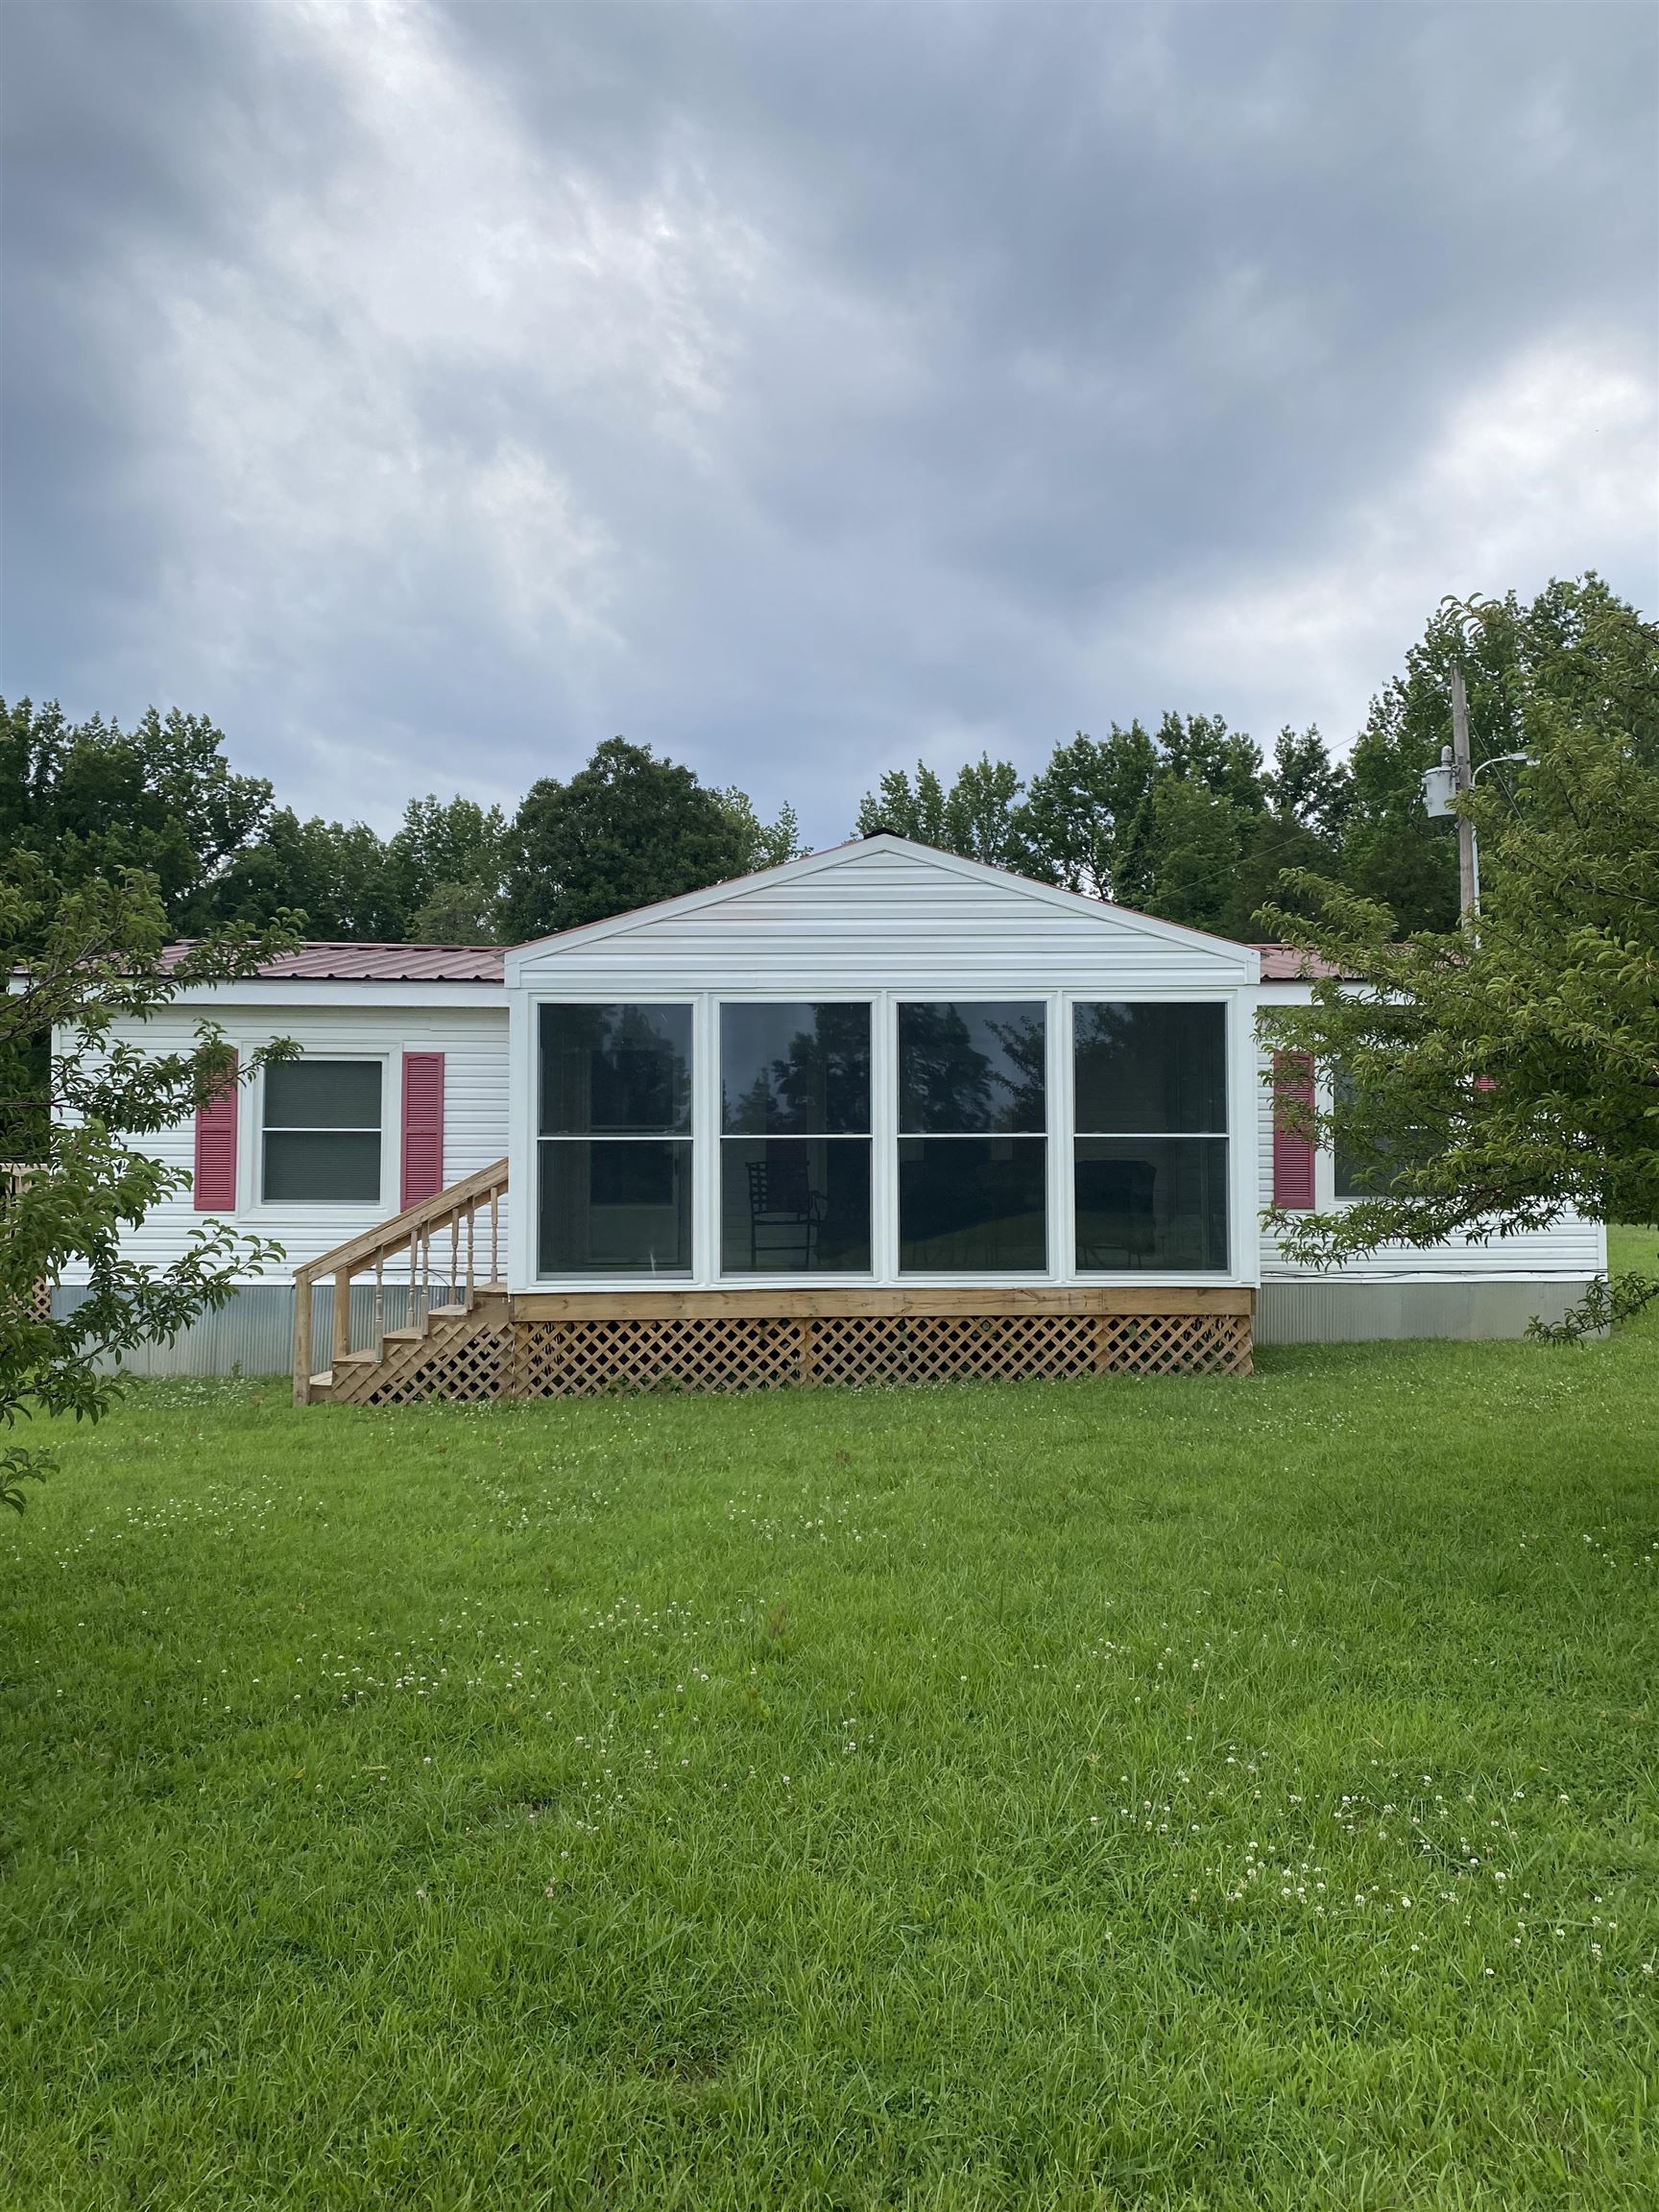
left=720, top=1003, right=872, bottom=1273
left=898, top=1002, right=1046, bottom=1270
left=540, top=1004, right=691, bottom=1135
left=1072, top=1002, right=1227, bottom=1270
left=538, top=1004, right=692, bottom=1275
left=262, top=1059, right=382, bottom=1202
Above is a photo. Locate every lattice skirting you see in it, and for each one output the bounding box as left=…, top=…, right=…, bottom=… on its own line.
left=504, top=1310, right=1252, bottom=1396
left=349, top=1321, right=514, bottom=1406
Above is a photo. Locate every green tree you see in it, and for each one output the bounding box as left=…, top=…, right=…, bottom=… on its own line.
left=1142, top=776, right=1248, bottom=934
left=386, top=795, right=511, bottom=943
left=1012, top=725, right=1160, bottom=904
left=1332, top=577, right=1656, bottom=936
left=856, top=761, right=950, bottom=847
left=1216, top=726, right=1353, bottom=941
left=497, top=738, right=751, bottom=941
left=0, top=699, right=274, bottom=929
left=854, top=756, right=1026, bottom=867
left=0, top=862, right=297, bottom=1512
left=854, top=717, right=1276, bottom=927
left=940, top=757, right=1025, bottom=868
left=716, top=789, right=808, bottom=875
left=1154, top=710, right=1268, bottom=816
left=1264, top=724, right=1353, bottom=845
left=201, top=809, right=406, bottom=940
left=1258, top=608, right=1659, bottom=1285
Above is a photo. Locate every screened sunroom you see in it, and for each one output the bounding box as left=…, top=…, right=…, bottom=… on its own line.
left=503, top=836, right=1262, bottom=1301
left=527, top=994, right=1235, bottom=1286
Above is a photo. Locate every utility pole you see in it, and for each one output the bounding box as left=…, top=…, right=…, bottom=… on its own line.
left=1449, top=664, right=1478, bottom=919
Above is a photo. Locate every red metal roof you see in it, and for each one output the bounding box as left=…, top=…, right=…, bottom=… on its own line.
left=161, top=938, right=1335, bottom=986
left=163, top=942, right=505, bottom=982
left=1254, top=943, right=1347, bottom=981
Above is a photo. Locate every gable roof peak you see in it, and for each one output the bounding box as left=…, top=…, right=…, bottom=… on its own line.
left=505, top=830, right=1259, bottom=972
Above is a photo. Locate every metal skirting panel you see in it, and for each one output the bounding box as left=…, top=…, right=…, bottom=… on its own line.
left=1256, top=1278, right=1595, bottom=1344
left=51, top=1283, right=449, bottom=1377
left=54, top=1276, right=1599, bottom=1372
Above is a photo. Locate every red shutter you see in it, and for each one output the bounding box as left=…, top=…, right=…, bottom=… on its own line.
left=400, top=1052, right=445, bottom=1209
left=1271, top=1050, right=1316, bottom=1210
left=193, top=1052, right=238, bottom=1211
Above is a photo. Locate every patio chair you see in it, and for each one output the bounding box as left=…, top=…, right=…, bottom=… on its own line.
left=746, top=1154, right=828, bottom=1270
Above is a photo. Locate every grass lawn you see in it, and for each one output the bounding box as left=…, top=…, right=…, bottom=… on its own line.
left=4, top=1255, right=1657, bottom=2209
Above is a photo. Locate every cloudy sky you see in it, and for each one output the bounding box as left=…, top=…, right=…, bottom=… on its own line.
left=2, top=1, right=1654, bottom=842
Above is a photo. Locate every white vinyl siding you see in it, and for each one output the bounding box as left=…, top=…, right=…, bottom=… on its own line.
left=50, top=1003, right=511, bottom=1283
left=509, top=844, right=1260, bottom=998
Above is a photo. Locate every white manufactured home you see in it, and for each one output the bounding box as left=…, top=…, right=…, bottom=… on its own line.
left=57, top=837, right=1603, bottom=1399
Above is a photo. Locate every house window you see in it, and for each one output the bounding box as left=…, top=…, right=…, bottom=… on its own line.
left=719, top=1002, right=872, bottom=1273
left=1072, top=1003, right=1227, bottom=1270
left=261, top=1059, right=383, bottom=1203
left=898, top=1001, right=1046, bottom=1271
left=1332, top=1065, right=1421, bottom=1198
left=537, top=1004, right=692, bottom=1276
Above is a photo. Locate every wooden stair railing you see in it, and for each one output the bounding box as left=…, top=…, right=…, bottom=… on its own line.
left=293, top=1158, right=509, bottom=1405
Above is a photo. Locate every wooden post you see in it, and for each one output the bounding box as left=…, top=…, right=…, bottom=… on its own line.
left=332, top=1268, right=352, bottom=1367
left=1450, top=664, right=1479, bottom=920
left=293, top=1269, right=313, bottom=1407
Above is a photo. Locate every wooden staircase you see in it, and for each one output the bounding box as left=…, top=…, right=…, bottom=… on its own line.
left=293, top=1159, right=510, bottom=1406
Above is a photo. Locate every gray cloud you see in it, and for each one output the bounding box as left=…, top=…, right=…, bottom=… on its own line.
left=2, top=0, right=1654, bottom=842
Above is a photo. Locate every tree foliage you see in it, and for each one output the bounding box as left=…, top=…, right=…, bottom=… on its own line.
left=1013, top=726, right=1160, bottom=903
left=385, top=796, right=511, bottom=943
left=1, top=700, right=800, bottom=950
left=715, top=788, right=808, bottom=876
left=200, top=808, right=410, bottom=940
left=854, top=756, right=1026, bottom=868
left=0, top=862, right=298, bottom=1511
left=852, top=713, right=1349, bottom=937
left=1257, top=583, right=1659, bottom=1274
left=498, top=738, right=755, bottom=942
left=1331, top=573, right=1657, bottom=934
left=848, top=576, right=1652, bottom=958
left=8, top=572, right=1647, bottom=979
left=199, top=795, right=513, bottom=943
left=1, top=699, right=275, bottom=930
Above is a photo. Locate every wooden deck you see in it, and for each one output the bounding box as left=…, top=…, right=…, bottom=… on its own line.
left=294, top=1167, right=1254, bottom=1405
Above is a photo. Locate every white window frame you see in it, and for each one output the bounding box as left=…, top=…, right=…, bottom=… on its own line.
left=1069, top=996, right=1236, bottom=1280
left=516, top=987, right=1256, bottom=1291
left=1310, top=1062, right=1369, bottom=1212
left=892, top=991, right=1053, bottom=1283
left=252, top=1051, right=391, bottom=1214
left=712, top=995, right=878, bottom=1285
left=534, top=997, right=700, bottom=1284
